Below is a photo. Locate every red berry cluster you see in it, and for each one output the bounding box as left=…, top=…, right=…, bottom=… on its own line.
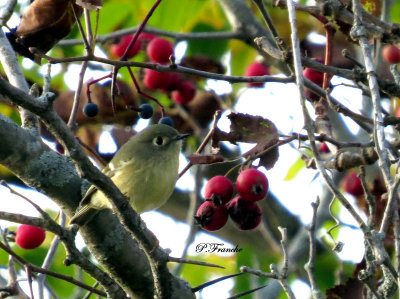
left=15, top=224, right=46, bottom=249
left=195, top=169, right=268, bottom=231
left=111, top=33, right=196, bottom=105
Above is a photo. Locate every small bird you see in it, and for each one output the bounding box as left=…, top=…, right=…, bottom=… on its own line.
left=70, top=124, right=189, bottom=225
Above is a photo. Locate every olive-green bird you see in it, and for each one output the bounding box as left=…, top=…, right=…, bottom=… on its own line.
left=70, top=124, right=188, bottom=225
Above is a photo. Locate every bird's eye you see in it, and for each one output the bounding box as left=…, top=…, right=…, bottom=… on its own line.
left=153, top=136, right=164, bottom=146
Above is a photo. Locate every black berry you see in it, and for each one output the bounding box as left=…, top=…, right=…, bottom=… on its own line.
left=158, top=117, right=174, bottom=127
left=138, top=104, right=153, bottom=119
left=83, top=103, right=99, bottom=117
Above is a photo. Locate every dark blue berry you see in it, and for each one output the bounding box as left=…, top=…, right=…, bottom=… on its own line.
left=138, top=104, right=153, bottom=119
left=158, top=117, right=174, bottom=127
left=83, top=103, right=99, bottom=117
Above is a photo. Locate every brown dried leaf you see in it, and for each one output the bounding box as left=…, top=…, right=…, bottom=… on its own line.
left=180, top=55, right=225, bottom=81
left=110, top=127, right=136, bottom=148
left=213, top=113, right=279, bottom=169
left=53, top=79, right=138, bottom=126
left=326, top=278, right=364, bottom=299
left=187, top=154, right=224, bottom=165
left=10, top=0, right=83, bottom=61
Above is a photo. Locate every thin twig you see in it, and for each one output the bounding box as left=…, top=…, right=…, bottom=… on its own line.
left=240, top=227, right=296, bottom=299
left=58, top=26, right=244, bottom=46
left=0, top=180, right=52, bottom=220
left=30, top=49, right=295, bottom=85
left=278, top=227, right=289, bottom=278
left=178, top=110, right=223, bottom=178
left=0, top=241, right=107, bottom=297
left=240, top=266, right=278, bottom=279
left=37, top=212, right=66, bottom=299
left=0, top=0, right=17, bottom=26
left=286, top=0, right=372, bottom=246
left=168, top=256, right=224, bottom=269
left=172, top=166, right=202, bottom=276
left=270, top=264, right=295, bottom=299
left=304, top=199, right=323, bottom=299
left=349, top=0, right=394, bottom=233
left=394, top=204, right=400, bottom=297
left=191, top=273, right=244, bottom=293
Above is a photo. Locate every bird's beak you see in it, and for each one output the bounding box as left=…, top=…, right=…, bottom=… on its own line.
left=175, top=133, right=191, bottom=140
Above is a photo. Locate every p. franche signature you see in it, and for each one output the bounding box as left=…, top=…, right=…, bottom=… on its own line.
left=195, top=243, right=243, bottom=253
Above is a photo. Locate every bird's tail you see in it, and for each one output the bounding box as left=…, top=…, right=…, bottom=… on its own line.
left=70, top=205, right=100, bottom=226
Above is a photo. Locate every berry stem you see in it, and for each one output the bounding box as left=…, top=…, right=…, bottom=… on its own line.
left=121, top=0, right=164, bottom=61
left=323, top=23, right=335, bottom=90
left=127, top=66, right=166, bottom=117
left=86, top=73, right=112, bottom=103
left=178, top=110, right=223, bottom=178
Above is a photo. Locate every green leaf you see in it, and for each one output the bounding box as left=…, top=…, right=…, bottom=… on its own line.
left=284, top=156, right=306, bottom=181
left=186, top=23, right=229, bottom=61
left=96, top=1, right=134, bottom=34
left=391, top=2, right=400, bottom=23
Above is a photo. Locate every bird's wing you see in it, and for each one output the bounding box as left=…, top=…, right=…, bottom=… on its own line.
left=79, top=159, right=134, bottom=206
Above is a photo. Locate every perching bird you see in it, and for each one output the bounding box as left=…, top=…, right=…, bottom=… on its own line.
left=70, top=124, right=188, bottom=225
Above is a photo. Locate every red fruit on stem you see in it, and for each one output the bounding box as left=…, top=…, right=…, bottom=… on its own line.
left=204, top=176, right=234, bottom=206
left=195, top=201, right=228, bottom=231
left=236, top=168, right=268, bottom=201
left=303, top=67, right=324, bottom=87
left=320, top=142, right=330, bottom=153
left=147, top=37, right=174, bottom=63
left=144, top=68, right=171, bottom=90
left=342, top=172, right=364, bottom=197
left=171, top=81, right=196, bottom=104
left=244, top=62, right=270, bottom=87
left=15, top=224, right=46, bottom=249
left=382, top=45, right=400, bottom=64
left=111, top=35, right=140, bottom=59
left=228, top=196, right=262, bottom=230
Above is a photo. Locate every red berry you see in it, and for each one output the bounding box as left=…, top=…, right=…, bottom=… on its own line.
left=204, top=176, right=234, bottom=206
left=303, top=64, right=325, bottom=101
left=303, top=67, right=324, bottom=87
left=144, top=69, right=171, bottom=90
left=171, top=81, right=196, bottom=104
left=342, top=172, right=364, bottom=197
left=111, top=35, right=140, bottom=59
left=195, top=201, right=228, bottom=231
left=382, top=45, right=400, bottom=64
left=147, top=37, right=174, bottom=63
left=244, top=62, right=270, bottom=87
left=228, top=196, right=262, bottom=230
left=320, top=142, right=330, bottom=153
left=162, top=72, right=183, bottom=92
left=236, top=168, right=268, bottom=201
left=15, top=225, right=46, bottom=249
